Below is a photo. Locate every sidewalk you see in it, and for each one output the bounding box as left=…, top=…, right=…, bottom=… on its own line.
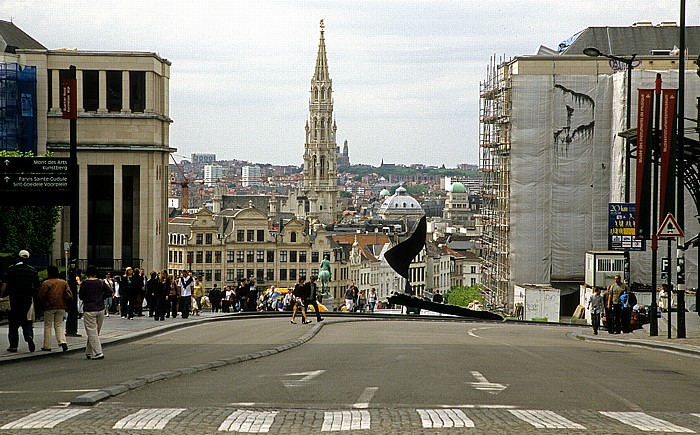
left=576, top=310, right=700, bottom=356
left=0, top=311, right=239, bottom=364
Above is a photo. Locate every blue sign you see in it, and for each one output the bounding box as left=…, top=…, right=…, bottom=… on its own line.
left=608, top=203, right=645, bottom=251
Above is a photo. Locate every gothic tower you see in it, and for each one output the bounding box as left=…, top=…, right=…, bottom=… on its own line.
left=302, top=19, right=339, bottom=224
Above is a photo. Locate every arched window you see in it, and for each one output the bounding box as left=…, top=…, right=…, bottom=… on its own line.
left=313, top=155, right=317, bottom=178
left=290, top=232, right=297, bottom=242
left=403, top=202, right=407, bottom=208
left=320, top=155, right=325, bottom=178
left=320, top=118, right=325, bottom=140
left=314, top=88, right=318, bottom=100
left=321, top=87, right=325, bottom=99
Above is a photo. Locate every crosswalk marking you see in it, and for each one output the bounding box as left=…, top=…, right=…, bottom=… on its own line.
left=321, top=411, right=370, bottom=431
left=0, top=408, right=89, bottom=429
left=600, top=411, right=694, bottom=433
left=218, top=410, right=278, bottom=433
left=112, top=408, right=186, bottom=430
left=510, top=409, right=586, bottom=429
left=417, top=409, right=475, bottom=428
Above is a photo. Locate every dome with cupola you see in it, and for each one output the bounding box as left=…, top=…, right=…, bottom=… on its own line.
left=378, top=185, right=424, bottom=218
left=448, top=182, right=467, bottom=193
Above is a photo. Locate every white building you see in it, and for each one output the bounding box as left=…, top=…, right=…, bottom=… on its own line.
left=204, top=164, right=223, bottom=187
left=242, top=165, right=261, bottom=187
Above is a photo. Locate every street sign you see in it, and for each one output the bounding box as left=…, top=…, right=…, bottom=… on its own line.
left=657, top=213, right=684, bottom=238
left=0, top=157, right=72, bottom=206
left=608, top=203, right=645, bottom=251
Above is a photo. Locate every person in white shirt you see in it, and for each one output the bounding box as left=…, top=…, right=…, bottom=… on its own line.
left=177, top=270, right=194, bottom=318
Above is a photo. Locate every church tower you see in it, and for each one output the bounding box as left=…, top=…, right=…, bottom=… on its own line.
left=302, top=19, right=339, bottom=224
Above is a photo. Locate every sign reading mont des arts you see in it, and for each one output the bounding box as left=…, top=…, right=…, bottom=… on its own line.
left=608, top=202, right=645, bottom=251
left=0, top=157, right=72, bottom=206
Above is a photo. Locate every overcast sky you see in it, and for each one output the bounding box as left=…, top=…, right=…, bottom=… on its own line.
left=2, top=1, right=697, bottom=167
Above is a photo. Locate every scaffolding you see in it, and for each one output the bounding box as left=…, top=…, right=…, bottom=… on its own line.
left=479, top=56, right=512, bottom=311
left=0, top=62, right=37, bottom=153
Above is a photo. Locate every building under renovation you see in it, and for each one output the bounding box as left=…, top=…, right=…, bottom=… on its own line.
left=480, top=22, right=700, bottom=310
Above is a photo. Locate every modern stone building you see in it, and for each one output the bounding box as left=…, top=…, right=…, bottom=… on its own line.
left=0, top=21, right=172, bottom=272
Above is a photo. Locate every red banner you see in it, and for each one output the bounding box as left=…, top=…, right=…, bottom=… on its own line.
left=61, top=79, right=77, bottom=120
left=635, top=89, right=653, bottom=238
left=659, top=89, right=677, bottom=221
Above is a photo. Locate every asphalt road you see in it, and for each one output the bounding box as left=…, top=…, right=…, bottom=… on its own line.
left=1, top=318, right=699, bottom=434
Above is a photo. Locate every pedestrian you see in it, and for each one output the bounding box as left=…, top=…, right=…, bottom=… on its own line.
left=209, top=284, right=222, bottom=313
left=607, top=275, right=625, bottom=334
left=222, top=285, right=234, bottom=312
left=620, top=288, right=635, bottom=333
left=177, top=270, right=193, bottom=318
left=304, top=275, right=324, bottom=323
left=1, top=250, right=39, bottom=353
left=134, top=268, right=146, bottom=316
left=103, top=272, right=115, bottom=316
left=112, top=274, right=121, bottom=316
left=344, top=284, right=355, bottom=312
left=587, top=287, right=604, bottom=335
left=37, top=265, right=72, bottom=352
left=154, top=270, right=169, bottom=321
left=432, top=290, right=444, bottom=303
left=146, top=270, right=158, bottom=317
left=121, top=267, right=135, bottom=319
left=368, top=288, right=378, bottom=313
left=235, top=278, right=247, bottom=312
left=168, top=275, right=179, bottom=318
left=192, top=276, right=204, bottom=316
left=79, top=265, right=112, bottom=360
left=658, top=283, right=669, bottom=312
left=290, top=276, right=309, bottom=324
left=357, top=289, right=367, bottom=313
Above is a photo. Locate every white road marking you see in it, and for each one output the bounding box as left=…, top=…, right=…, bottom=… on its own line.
left=353, top=387, right=378, bottom=409
left=467, top=328, right=485, bottom=339
left=112, top=408, right=185, bottom=430
left=441, top=404, right=517, bottom=409
left=321, top=411, right=370, bottom=431
left=468, top=371, right=508, bottom=394
left=510, top=409, right=586, bottom=429
left=282, top=370, right=325, bottom=388
left=218, top=410, right=278, bottom=433
left=1, top=408, right=90, bottom=429
left=600, top=411, right=694, bottom=433
left=417, top=409, right=475, bottom=428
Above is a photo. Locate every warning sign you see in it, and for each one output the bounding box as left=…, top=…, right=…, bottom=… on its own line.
left=657, top=213, right=684, bottom=238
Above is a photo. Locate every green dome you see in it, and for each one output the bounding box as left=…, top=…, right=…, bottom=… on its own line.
left=449, top=182, right=467, bottom=193
left=380, top=189, right=391, bottom=197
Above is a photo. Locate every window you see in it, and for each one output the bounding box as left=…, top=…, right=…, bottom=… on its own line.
left=299, top=251, right=307, bottom=263
left=311, top=268, right=319, bottom=277
left=178, top=251, right=183, bottom=263
left=257, top=250, right=264, bottom=262
left=236, top=269, right=244, bottom=279
left=237, top=230, right=244, bottom=242
left=471, top=278, right=477, bottom=286
left=280, top=251, right=287, bottom=262
left=312, top=251, right=319, bottom=263
left=168, top=251, right=173, bottom=262
left=280, top=269, right=287, bottom=281
left=267, top=250, right=275, bottom=262
left=236, top=251, right=244, bottom=262
left=256, top=269, right=264, bottom=281
left=227, top=251, right=234, bottom=262
left=206, top=233, right=213, bottom=245
left=246, top=251, right=254, bottom=262
left=290, top=232, right=297, bottom=242
left=106, top=71, right=122, bottom=112
left=196, top=234, right=203, bottom=245
left=257, top=229, right=265, bottom=242
left=205, top=251, right=212, bottom=263
left=205, top=270, right=212, bottom=281
left=289, top=269, right=297, bottom=281
left=215, top=251, right=222, bottom=263
left=226, top=269, right=234, bottom=281
left=471, top=266, right=477, bottom=274
left=290, top=251, right=297, bottom=263
left=266, top=269, right=274, bottom=280
left=247, top=230, right=254, bottom=242
left=195, top=251, right=203, bottom=263
left=82, top=70, right=99, bottom=111
left=298, top=269, right=306, bottom=279
left=129, top=71, right=145, bottom=112
left=246, top=269, right=253, bottom=279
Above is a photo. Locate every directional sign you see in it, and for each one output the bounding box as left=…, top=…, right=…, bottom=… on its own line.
left=282, top=370, right=325, bottom=388
left=657, top=213, right=684, bottom=238
left=468, top=371, right=508, bottom=395
left=0, top=157, right=72, bottom=206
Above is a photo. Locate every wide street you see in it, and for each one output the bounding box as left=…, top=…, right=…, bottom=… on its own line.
left=0, top=316, right=699, bottom=433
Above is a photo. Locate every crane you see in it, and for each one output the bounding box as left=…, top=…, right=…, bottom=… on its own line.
left=170, top=154, right=190, bottom=216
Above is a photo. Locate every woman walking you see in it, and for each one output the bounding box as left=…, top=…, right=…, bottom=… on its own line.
left=154, top=270, right=169, bottom=321
left=79, top=265, right=112, bottom=360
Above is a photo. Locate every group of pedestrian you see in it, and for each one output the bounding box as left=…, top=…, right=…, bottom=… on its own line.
left=289, top=275, right=324, bottom=324
left=587, top=274, right=638, bottom=335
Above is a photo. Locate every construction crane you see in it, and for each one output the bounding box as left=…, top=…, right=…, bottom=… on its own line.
left=170, top=154, right=190, bottom=216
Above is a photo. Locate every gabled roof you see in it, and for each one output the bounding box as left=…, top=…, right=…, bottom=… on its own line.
left=0, top=20, right=45, bottom=52
left=562, top=25, right=700, bottom=56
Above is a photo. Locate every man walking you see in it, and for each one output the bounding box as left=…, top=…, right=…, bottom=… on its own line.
left=37, top=265, right=72, bottom=351
left=304, top=275, right=324, bottom=323
left=1, top=250, right=40, bottom=353
left=608, top=275, right=626, bottom=334
left=177, top=270, right=194, bottom=318
left=587, top=287, right=604, bottom=335
left=79, top=265, right=112, bottom=360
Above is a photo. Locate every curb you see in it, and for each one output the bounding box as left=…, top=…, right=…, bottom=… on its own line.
left=572, top=330, right=700, bottom=357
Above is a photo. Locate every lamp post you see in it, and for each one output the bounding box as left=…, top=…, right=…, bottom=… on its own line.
left=676, top=0, right=687, bottom=338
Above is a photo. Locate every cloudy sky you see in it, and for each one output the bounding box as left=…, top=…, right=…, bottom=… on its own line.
left=2, top=1, right=696, bottom=167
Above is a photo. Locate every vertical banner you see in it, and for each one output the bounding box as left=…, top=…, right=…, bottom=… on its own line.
left=61, top=79, right=77, bottom=120
left=635, top=89, right=654, bottom=238
left=659, top=89, right=677, bottom=221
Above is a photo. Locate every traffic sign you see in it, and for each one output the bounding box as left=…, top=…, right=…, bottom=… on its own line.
left=0, top=157, right=72, bottom=206
left=657, top=213, right=684, bottom=238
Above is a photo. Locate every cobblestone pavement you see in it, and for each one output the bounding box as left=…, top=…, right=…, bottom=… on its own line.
left=0, top=405, right=699, bottom=434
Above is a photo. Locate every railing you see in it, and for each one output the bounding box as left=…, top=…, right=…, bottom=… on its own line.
left=54, top=258, right=144, bottom=273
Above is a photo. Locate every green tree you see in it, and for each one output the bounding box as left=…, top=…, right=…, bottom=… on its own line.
left=445, top=285, right=483, bottom=308
left=339, top=190, right=352, bottom=198
left=0, top=151, right=61, bottom=258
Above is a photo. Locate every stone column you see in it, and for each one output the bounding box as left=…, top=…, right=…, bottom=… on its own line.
left=50, top=70, right=60, bottom=113
left=113, top=164, right=123, bottom=266
left=76, top=70, right=84, bottom=113
left=98, top=70, right=107, bottom=113
left=121, top=71, right=131, bottom=113
left=145, top=71, right=154, bottom=113
left=79, top=162, right=89, bottom=260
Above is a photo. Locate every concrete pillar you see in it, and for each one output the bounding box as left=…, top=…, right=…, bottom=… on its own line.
left=98, top=70, right=107, bottom=113
left=76, top=70, right=84, bottom=113
left=78, top=162, right=89, bottom=260
left=113, top=164, right=123, bottom=267
left=145, top=71, right=154, bottom=113
left=121, top=71, right=131, bottom=113
left=50, top=70, right=60, bottom=113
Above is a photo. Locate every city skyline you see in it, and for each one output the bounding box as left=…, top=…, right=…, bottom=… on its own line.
left=2, top=0, right=695, bottom=167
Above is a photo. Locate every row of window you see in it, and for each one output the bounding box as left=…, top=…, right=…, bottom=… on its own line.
left=165, top=268, right=321, bottom=284
left=50, top=70, right=146, bottom=113
left=168, top=250, right=326, bottom=264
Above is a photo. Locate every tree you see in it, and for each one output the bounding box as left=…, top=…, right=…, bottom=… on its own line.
left=445, top=285, right=483, bottom=308
left=0, top=151, right=61, bottom=258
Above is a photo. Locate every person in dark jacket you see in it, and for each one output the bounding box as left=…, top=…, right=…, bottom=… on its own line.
left=154, top=270, right=169, bottom=321
left=79, top=265, right=112, bottom=359
left=290, top=276, right=309, bottom=324
left=146, top=271, right=158, bottom=317
left=37, top=265, right=72, bottom=352
left=304, top=275, right=324, bottom=323
left=1, top=250, right=40, bottom=353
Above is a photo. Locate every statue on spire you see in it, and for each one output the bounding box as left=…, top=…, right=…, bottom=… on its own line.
left=320, top=19, right=325, bottom=32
